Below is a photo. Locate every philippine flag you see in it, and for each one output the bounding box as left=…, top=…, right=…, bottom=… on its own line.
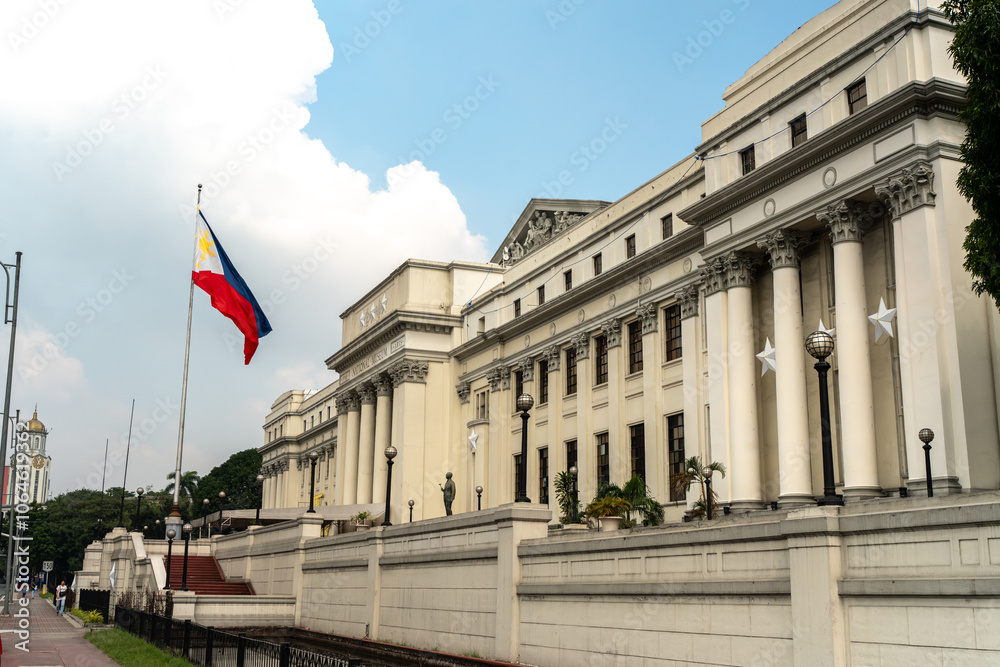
left=192, top=211, right=272, bottom=364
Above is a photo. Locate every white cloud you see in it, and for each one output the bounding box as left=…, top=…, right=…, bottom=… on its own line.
left=0, top=0, right=489, bottom=497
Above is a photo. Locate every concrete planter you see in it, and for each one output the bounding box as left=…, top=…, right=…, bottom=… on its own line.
left=598, top=516, right=623, bottom=532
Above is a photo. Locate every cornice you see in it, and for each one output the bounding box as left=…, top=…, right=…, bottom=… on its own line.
left=325, top=310, right=460, bottom=372
left=452, top=226, right=704, bottom=360
left=680, top=78, right=966, bottom=227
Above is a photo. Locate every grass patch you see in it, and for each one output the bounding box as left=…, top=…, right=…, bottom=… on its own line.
left=86, top=629, right=194, bottom=667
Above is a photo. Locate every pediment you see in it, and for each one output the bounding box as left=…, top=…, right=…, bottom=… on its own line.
left=490, top=198, right=611, bottom=265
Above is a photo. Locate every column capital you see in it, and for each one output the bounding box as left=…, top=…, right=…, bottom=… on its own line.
left=335, top=393, right=352, bottom=415
left=358, top=382, right=377, bottom=405
left=636, top=303, right=658, bottom=334
left=601, top=317, right=622, bottom=348
left=389, top=359, right=429, bottom=385
left=675, top=285, right=700, bottom=320
left=486, top=367, right=503, bottom=391
left=500, top=364, right=512, bottom=390
left=456, top=381, right=471, bottom=403
left=542, top=345, right=561, bottom=371
left=571, top=332, right=590, bottom=360
left=699, top=258, right=726, bottom=296
left=874, top=161, right=936, bottom=219
left=722, top=251, right=761, bottom=289
left=757, top=229, right=805, bottom=269
left=374, top=374, right=393, bottom=397
left=517, top=358, right=535, bottom=382
left=339, top=392, right=361, bottom=413
left=816, top=200, right=877, bottom=245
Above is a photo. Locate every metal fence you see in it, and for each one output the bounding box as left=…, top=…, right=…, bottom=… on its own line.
left=79, top=588, right=111, bottom=619
left=114, top=606, right=361, bottom=667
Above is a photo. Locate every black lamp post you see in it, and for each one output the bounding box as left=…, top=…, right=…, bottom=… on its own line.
left=381, top=445, right=397, bottom=526
left=805, top=331, right=844, bottom=506
left=408, top=499, right=414, bottom=522
left=202, top=498, right=211, bottom=538
left=218, top=491, right=227, bottom=530
left=515, top=394, right=534, bottom=503
left=255, top=474, right=265, bottom=525
left=475, top=485, right=483, bottom=511
left=919, top=428, right=935, bottom=497
left=307, top=452, right=319, bottom=513
left=134, top=487, right=144, bottom=528
left=155, top=519, right=160, bottom=538
left=164, top=528, right=176, bottom=590
left=702, top=466, right=714, bottom=520
left=569, top=466, right=579, bottom=523
left=180, top=523, right=192, bottom=591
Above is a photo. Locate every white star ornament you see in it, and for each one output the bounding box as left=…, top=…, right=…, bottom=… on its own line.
left=868, top=298, right=897, bottom=342
left=756, top=338, right=777, bottom=376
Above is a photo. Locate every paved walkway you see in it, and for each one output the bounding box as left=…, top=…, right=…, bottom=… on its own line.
left=0, top=596, right=119, bottom=667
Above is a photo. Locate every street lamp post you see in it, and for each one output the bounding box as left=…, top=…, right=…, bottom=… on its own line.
left=134, top=487, right=144, bottom=528
left=805, top=331, right=844, bottom=506
left=255, top=474, right=264, bottom=525
left=702, top=466, right=714, bottom=520
left=307, top=452, right=319, bottom=513
left=202, top=498, right=211, bottom=538
left=381, top=445, right=397, bottom=526
left=515, top=394, right=534, bottom=503
left=408, top=499, right=414, bottom=522
left=217, top=491, right=227, bottom=531
left=155, top=519, right=161, bottom=538
left=475, top=485, right=483, bottom=511
left=164, top=528, right=176, bottom=590
left=181, top=523, right=193, bottom=592
left=569, top=466, right=579, bottom=523
left=919, top=428, right=935, bottom=497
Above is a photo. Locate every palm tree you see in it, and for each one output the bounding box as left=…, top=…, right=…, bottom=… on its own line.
left=670, top=456, right=726, bottom=517
left=592, top=475, right=664, bottom=527
left=165, top=470, right=199, bottom=501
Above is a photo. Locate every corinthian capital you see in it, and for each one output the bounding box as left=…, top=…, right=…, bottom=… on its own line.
left=816, top=200, right=877, bottom=245
left=757, top=229, right=805, bottom=269
left=675, top=285, right=700, bottom=320
left=722, top=251, right=760, bottom=289
left=636, top=303, right=658, bottom=334
left=601, top=317, right=622, bottom=348
left=699, top=258, right=726, bottom=296
left=542, top=345, right=560, bottom=371
left=571, top=332, right=590, bottom=360
left=875, top=161, right=936, bottom=219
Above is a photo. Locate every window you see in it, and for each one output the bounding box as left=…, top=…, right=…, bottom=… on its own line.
left=740, top=146, right=756, bottom=175
left=280, top=424, right=283, bottom=436
left=566, top=440, right=578, bottom=473
left=594, top=334, right=609, bottom=385
left=537, top=285, right=545, bottom=306
left=311, top=416, right=315, bottom=429
left=303, top=419, right=307, bottom=432
left=475, top=389, right=489, bottom=421
left=596, top=433, right=610, bottom=486
left=661, top=214, right=674, bottom=240
left=538, top=359, right=549, bottom=404
left=328, top=406, right=331, bottom=419
left=514, top=370, right=524, bottom=404
left=848, top=79, right=867, bottom=114
left=593, top=253, right=603, bottom=276
left=664, top=304, right=682, bottom=361
left=513, top=454, right=523, bottom=500
left=790, top=115, right=807, bottom=147
left=564, top=270, right=573, bottom=291
left=626, top=234, right=636, bottom=259
left=477, top=317, right=485, bottom=336
left=565, top=346, right=578, bottom=395
left=539, top=448, right=549, bottom=505
left=668, top=413, right=685, bottom=501
left=630, top=423, right=646, bottom=481
left=628, top=320, right=643, bottom=374
left=513, top=298, right=521, bottom=318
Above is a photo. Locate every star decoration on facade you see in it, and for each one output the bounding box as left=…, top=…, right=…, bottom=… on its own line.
left=469, top=429, right=479, bottom=453
left=868, top=297, right=897, bottom=342
left=756, top=338, right=777, bottom=376
left=380, top=293, right=388, bottom=314
left=818, top=319, right=835, bottom=337
left=370, top=301, right=377, bottom=321
left=359, top=311, right=367, bottom=327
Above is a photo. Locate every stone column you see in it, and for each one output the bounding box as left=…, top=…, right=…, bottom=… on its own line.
left=758, top=230, right=814, bottom=506
left=876, top=163, right=962, bottom=494
left=676, top=285, right=702, bottom=513
left=372, top=375, right=393, bottom=507
left=487, top=367, right=504, bottom=505
left=816, top=201, right=880, bottom=498
left=334, top=394, right=350, bottom=505
left=570, top=333, right=589, bottom=502
left=391, top=359, right=429, bottom=522
left=342, top=392, right=362, bottom=505
left=357, top=383, right=377, bottom=504
left=636, top=303, right=663, bottom=493
left=723, top=251, right=763, bottom=511
left=701, top=260, right=731, bottom=502
left=602, top=317, right=624, bottom=484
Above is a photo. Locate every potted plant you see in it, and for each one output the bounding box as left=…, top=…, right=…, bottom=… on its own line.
left=670, top=456, right=726, bottom=520
left=584, top=497, right=631, bottom=532
left=592, top=476, right=665, bottom=528
left=554, top=470, right=585, bottom=526
left=349, top=511, right=373, bottom=531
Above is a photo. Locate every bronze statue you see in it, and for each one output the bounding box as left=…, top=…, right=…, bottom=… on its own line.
left=439, top=472, right=456, bottom=515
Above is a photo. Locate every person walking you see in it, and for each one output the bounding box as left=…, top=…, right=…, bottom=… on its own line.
left=55, top=580, right=67, bottom=615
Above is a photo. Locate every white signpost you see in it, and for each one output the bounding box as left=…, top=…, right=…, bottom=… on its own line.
left=42, top=561, right=53, bottom=572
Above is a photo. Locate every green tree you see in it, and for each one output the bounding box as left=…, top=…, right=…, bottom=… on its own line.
left=591, top=475, right=665, bottom=527
left=192, top=449, right=263, bottom=514
left=670, top=456, right=726, bottom=517
left=165, top=470, right=199, bottom=501
left=943, top=0, right=1000, bottom=310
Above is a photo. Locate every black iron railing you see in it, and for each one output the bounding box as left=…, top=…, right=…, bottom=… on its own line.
left=114, top=606, right=361, bottom=667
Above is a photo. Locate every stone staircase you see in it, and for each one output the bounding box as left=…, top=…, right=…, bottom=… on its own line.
left=165, top=555, right=254, bottom=595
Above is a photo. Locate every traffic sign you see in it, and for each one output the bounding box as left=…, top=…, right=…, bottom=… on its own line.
left=42, top=561, right=52, bottom=572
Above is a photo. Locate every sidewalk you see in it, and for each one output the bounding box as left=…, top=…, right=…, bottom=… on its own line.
left=0, top=596, right=120, bottom=667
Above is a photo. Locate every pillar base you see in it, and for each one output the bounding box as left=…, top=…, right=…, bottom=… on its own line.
left=728, top=500, right=765, bottom=513
left=841, top=486, right=883, bottom=501
left=778, top=494, right=817, bottom=508
left=906, top=476, right=962, bottom=497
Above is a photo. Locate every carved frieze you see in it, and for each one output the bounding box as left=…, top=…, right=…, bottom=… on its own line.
left=875, top=161, right=936, bottom=219
left=676, top=285, right=700, bottom=320
left=571, top=332, right=590, bottom=360
left=602, top=317, right=622, bottom=348
left=456, top=381, right=471, bottom=404
left=637, top=303, right=658, bottom=334
left=757, top=229, right=804, bottom=269
left=504, top=209, right=587, bottom=265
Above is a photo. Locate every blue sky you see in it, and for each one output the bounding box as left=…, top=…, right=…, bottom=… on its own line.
left=0, top=0, right=839, bottom=496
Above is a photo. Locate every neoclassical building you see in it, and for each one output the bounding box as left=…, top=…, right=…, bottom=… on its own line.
left=261, top=0, right=1000, bottom=524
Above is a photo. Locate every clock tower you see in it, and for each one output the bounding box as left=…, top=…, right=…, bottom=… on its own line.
left=25, top=408, right=51, bottom=504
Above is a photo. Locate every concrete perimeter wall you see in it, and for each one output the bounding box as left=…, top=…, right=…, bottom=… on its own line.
left=210, top=495, right=1000, bottom=666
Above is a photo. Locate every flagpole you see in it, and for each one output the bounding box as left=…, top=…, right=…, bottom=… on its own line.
left=117, top=399, right=135, bottom=527
left=168, top=184, right=201, bottom=530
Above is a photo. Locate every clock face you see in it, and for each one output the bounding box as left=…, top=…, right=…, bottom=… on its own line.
left=31, top=455, right=45, bottom=470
